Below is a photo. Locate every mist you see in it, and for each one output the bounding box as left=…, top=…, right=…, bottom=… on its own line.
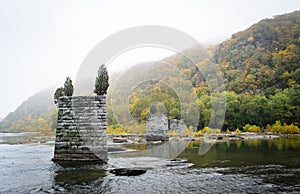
left=0, top=0, right=299, bottom=118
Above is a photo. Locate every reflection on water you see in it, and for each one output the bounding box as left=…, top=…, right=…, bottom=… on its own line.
left=175, top=139, right=300, bottom=168
left=55, top=167, right=106, bottom=184
left=54, top=166, right=109, bottom=193
left=0, top=133, right=299, bottom=193
left=113, top=141, right=189, bottom=159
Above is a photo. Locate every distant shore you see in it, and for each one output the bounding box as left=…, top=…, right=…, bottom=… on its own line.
left=0, top=131, right=299, bottom=145
left=108, top=132, right=300, bottom=145
left=0, top=131, right=55, bottom=144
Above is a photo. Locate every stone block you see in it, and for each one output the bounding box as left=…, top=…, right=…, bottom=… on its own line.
left=53, top=95, right=108, bottom=163
left=145, top=114, right=169, bottom=142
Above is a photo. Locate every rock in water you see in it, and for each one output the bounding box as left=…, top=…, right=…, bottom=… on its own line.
left=109, top=168, right=149, bottom=176
left=112, top=138, right=127, bottom=143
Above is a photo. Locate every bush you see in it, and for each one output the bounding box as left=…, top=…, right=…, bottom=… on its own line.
left=267, top=121, right=300, bottom=134
left=269, top=121, right=283, bottom=133
left=243, top=124, right=261, bottom=133
left=201, top=126, right=221, bottom=134
left=169, top=131, right=179, bottom=136
left=107, top=125, right=127, bottom=134
left=193, top=130, right=203, bottom=137
left=234, top=128, right=241, bottom=135
left=201, top=126, right=210, bottom=133
left=184, top=125, right=194, bottom=136
left=282, top=123, right=299, bottom=134
left=243, top=124, right=250, bottom=131
left=266, top=124, right=272, bottom=132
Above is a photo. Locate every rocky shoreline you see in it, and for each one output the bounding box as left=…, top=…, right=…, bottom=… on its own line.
left=0, top=132, right=55, bottom=144
left=201, top=132, right=283, bottom=142
left=107, top=132, right=287, bottom=145
left=1, top=131, right=299, bottom=145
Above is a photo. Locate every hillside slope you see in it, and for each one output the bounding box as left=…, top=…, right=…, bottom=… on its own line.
left=1, top=11, right=300, bottom=132
left=214, top=11, right=300, bottom=95
left=110, top=11, right=300, bottom=130
left=0, top=88, right=56, bottom=132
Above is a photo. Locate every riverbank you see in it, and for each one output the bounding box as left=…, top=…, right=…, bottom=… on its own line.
left=108, top=132, right=297, bottom=145
left=0, top=132, right=55, bottom=144
left=1, top=131, right=299, bottom=145
left=201, top=132, right=283, bottom=142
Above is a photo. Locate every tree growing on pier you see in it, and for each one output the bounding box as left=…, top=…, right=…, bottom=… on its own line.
left=54, top=77, right=74, bottom=104
left=94, top=64, right=109, bottom=95
left=54, top=87, right=64, bottom=104
left=64, top=76, right=74, bottom=96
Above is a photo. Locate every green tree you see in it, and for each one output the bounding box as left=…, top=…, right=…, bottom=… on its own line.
left=64, top=76, right=74, bottom=96
left=286, top=84, right=300, bottom=126
left=94, top=64, right=109, bottom=95
left=224, top=91, right=242, bottom=130
left=54, top=87, right=64, bottom=104
left=247, top=94, right=270, bottom=127
left=129, top=96, right=150, bottom=123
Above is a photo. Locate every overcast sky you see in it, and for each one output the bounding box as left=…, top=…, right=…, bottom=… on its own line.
left=0, top=0, right=299, bottom=118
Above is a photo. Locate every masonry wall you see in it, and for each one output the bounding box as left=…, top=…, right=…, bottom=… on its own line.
left=170, top=119, right=185, bottom=135
left=52, top=95, right=108, bottom=163
left=145, top=114, right=169, bottom=141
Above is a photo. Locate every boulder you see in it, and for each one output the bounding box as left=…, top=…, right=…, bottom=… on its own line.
left=109, top=168, right=150, bottom=176
left=112, top=138, right=127, bottom=143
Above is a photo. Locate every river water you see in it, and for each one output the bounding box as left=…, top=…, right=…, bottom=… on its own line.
left=0, top=133, right=299, bottom=193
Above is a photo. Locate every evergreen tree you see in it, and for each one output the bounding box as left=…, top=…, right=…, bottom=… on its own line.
left=54, top=87, right=64, bottom=104
left=64, top=76, right=74, bottom=96
left=94, top=64, right=109, bottom=95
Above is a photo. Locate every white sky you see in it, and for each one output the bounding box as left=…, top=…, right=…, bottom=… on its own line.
left=0, top=0, right=299, bottom=118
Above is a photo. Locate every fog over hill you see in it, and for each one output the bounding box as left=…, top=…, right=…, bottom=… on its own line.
left=0, top=88, right=56, bottom=132
left=1, top=11, right=300, bottom=132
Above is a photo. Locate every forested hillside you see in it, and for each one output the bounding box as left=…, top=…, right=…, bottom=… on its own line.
left=215, top=11, right=300, bottom=95
left=110, top=11, right=300, bottom=132
left=1, top=11, right=299, bottom=133
left=0, top=88, right=56, bottom=132
left=212, top=11, right=300, bottom=129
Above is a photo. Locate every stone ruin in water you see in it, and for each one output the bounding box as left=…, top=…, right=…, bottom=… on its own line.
left=170, top=119, right=185, bottom=135
left=145, top=114, right=169, bottom=141
left=52, top=95, right=108, bottom=163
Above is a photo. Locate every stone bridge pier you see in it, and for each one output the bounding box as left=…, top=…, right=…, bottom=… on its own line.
left=52, top=95, right=108, bottom=163
left=145, top=114, right=169, bottom=141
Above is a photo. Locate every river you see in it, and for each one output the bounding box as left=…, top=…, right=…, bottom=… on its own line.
left=0, top=133, right=299, bottom=193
